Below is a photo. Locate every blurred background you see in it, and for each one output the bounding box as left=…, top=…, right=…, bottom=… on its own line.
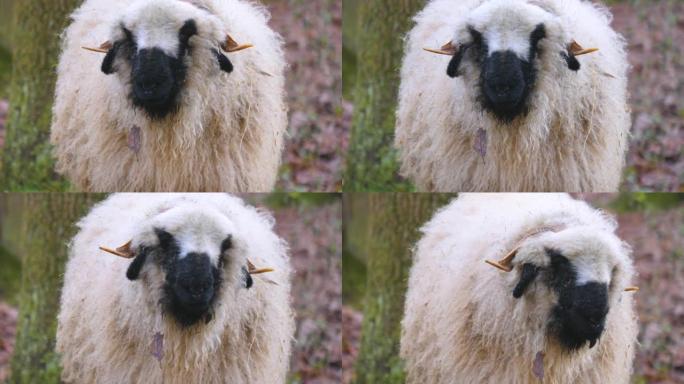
left=0, top=0, right=346, bottom=192
left=343, top=0, right=684, bottom=191
left=0, top=193, right=341, bottom=384
left=343, top=193, right=684, bottom=384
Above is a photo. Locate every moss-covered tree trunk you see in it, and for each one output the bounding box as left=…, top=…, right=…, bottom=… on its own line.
left=9, top=194, right=99, bottom=383
left=353, top=193, right=452, bottom=383
left=345, top=0, right=424, bottom=191
left=2, top=0, right=79, bottom=191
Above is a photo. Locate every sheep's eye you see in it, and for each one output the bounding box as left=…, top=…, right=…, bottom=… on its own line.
left=121, top=27, right=137, bottom=56
left=179, top=19, right=198, bottom=45
left=122, top=27, right=134, bottom=43
left=220, top=235, right=232, bottom=254
left=609, top=266, right=619, bottom=290
left=468, top=26, right=483, bottom=46
left=529, top=23, right=546, bottom=58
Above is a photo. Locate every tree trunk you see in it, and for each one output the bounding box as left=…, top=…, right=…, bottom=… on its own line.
left=2, top=0, right=79, bottom=191
left=353, top=193, right=452, bottom=383
left=345, top=0, right=424, bottom=191
left=9, top=194, right=100, bottom=384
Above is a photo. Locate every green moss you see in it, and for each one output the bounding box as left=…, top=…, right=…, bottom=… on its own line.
left=352, top=193, right=454, bottom=383
left=9, top=194, right=102, bottom=384
left=344, top=0, right=424, bottom=192
left=0, top=45, right=11, bottom=99
left=342, top=248, right=366, bottom=310
left=2, top=0, right=79, bottom=191
left=0, top=245, right=21, bottom=305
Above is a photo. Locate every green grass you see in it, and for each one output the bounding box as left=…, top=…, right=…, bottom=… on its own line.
left=0, top=244, right=21, bottom=306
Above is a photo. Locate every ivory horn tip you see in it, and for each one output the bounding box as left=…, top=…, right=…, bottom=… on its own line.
left=484, top=259, right=513, bottom=272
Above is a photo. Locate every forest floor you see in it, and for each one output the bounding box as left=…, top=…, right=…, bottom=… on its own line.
left=268, top=0, right=348, bottom=192
left=272, top=203, right=342, bottom=384
left=0, top=302, right=16, bottom=383
left=342, top=204, right=684, bottom=384
left=611, top=1, right=684, bottom=191
left=616, top=207, right=684, bottom=383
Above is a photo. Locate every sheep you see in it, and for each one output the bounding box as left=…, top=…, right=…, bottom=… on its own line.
left=401, top=193, right=639, bottom=383
left=50, top=0, right=287, bottom=192
left=56, top=193, right=294, bottom=384
left=395, top=0, right=630, bottom=192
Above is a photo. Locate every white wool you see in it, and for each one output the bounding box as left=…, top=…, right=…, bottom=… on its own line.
left=51, top=0, right=287, bottom=192
left=57, top=194, right=294, bottom=383
left=395, top=0, right=630, bottom=192
left=401, top=193, right=638, bottom=383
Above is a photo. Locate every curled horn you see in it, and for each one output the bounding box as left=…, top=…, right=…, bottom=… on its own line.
left=485, top=247, right=517, bottom=272
left=221, top=34, right=254, bottom=53
left=568, top=40, right=598, bottom=56
left=82, top=41, right=113, bottom=54
left=100, top=240, right=135, bottom=259
left=424, top=41, right=458, bottom=56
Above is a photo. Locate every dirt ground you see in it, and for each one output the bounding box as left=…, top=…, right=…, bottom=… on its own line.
left=0, top=303, right=16, bottom=383
left=611, top=1, right=684, bottom=192
left=616, top=208, right=684, bottom=383
left=272, top=203, right=342, bottom=384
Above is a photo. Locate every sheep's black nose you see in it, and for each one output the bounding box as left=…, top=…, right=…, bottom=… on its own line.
left=182, top=278, right=212, bottom=298
left=131, top=48, right=178, bottom=117
left=173, top=253, right=217, bottom=308
left=553, top=282, right=610, bottom=350
left=482, top=50, right=531, bottom=121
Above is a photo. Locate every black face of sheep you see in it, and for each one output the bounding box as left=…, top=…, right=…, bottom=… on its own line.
left=448, top=24, right=546, bottom=122
left=101, top=19, right=234, bottom=119
left=513, top=248, right=610, bottom=351
left=126, top=229, right=250, bottom=327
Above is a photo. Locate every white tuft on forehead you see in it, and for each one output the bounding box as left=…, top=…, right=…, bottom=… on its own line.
left=520, top=225, right=622, bottom=286
left=148, top=204, right=237, bottom=263
left=466, top=0, right=556, bottom=59
left=121, top=0, right=209, bottom=56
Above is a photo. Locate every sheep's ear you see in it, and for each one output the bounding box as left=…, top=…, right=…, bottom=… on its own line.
left=126, top=247, right=149, bottom=280
left=213, top=49, right=234, bottom=73
left=424, top=41, right=458, bottom=56
left=512, top=263, right=541, bottom=298
left=101, top=42, right=120, bottom=75
left=563, top=40, right=599, bottom=71
left=423, top=41, right=465, bottom=78
left=221, top=34, right=253, bottom=53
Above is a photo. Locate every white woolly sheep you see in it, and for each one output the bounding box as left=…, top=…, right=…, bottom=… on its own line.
left=56, top=193, right=294, bottom=384
left=401, top=193, right=638, bottom=383
left=51, top=0, right=287, bottom=192
left=395, top=0, right=630, bottom=192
